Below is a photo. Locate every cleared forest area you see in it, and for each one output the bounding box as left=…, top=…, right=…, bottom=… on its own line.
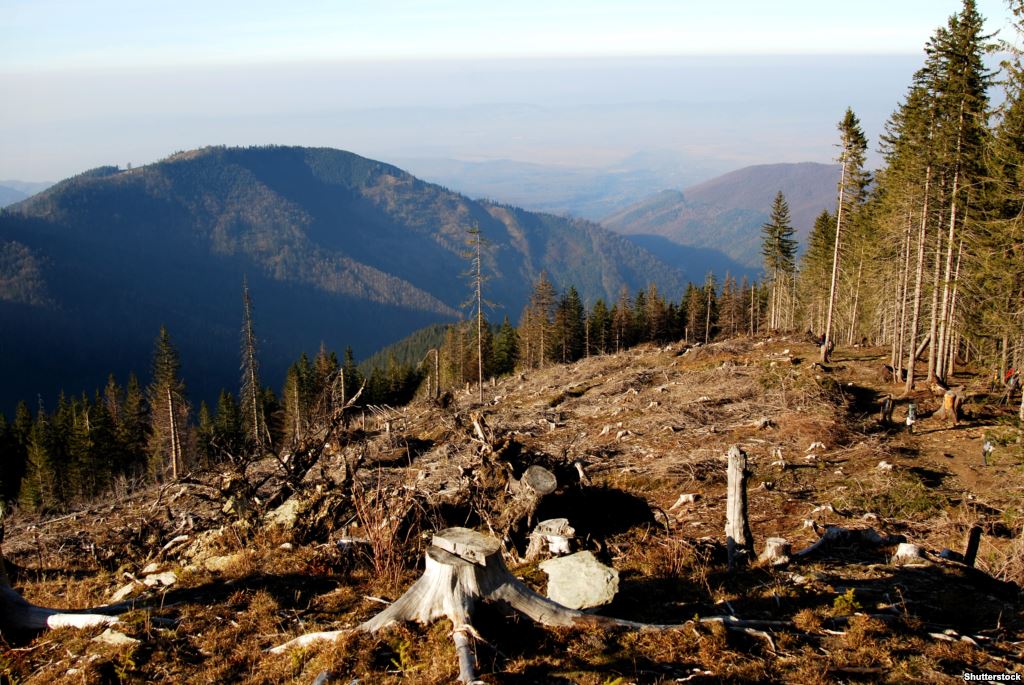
left=1, top=335, right=1020, bottom=684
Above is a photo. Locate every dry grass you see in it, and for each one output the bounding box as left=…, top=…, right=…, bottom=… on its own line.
left=3, top=335, right=1023, bottom=684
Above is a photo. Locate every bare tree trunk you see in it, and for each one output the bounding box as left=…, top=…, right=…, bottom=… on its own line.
left=945, top=239, right=964, bottom=379
left=895, top=211, right=913, bottom=375
left=167, top=387, right=180, bottom=480
left=848, top=258, right=863, bottom=345
left=725, top=446, right=753, bottom=570
left=936, top=182, right=961, bottom=384
left=926, top=200, right=943, bottom=383
left=905, top=166, right=931, bottom=394
left=705, top=287, right=712, bottom=344
left=822, top=159, right=848, bottom=363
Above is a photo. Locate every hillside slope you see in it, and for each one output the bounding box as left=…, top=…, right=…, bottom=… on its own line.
left=0, top=146, right=686, bottom=410
left=603, top=162, right=840, bottom=269
left=1, top=336, right=1019, bottom=683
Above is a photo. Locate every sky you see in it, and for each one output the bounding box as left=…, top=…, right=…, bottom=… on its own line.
left=0, top=0, right=1016, bottom=183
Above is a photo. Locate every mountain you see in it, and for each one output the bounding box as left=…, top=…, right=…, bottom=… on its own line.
left=0, top=181, right=52, bottom=208
left=0, top=146, right=686, bottom=412
left=394, top=151, right=722, bottom=221
left=602, top=162, right=841, bottom=270
left=0, top=186, right=27, bottom=208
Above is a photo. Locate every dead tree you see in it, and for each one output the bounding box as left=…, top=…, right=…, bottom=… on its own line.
left=725, top=446, right=754, bottom=569
left=0, top=508, right=123, bottom=633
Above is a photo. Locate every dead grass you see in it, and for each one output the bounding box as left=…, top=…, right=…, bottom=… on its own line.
left=3, top=335, right=1023, bottom=684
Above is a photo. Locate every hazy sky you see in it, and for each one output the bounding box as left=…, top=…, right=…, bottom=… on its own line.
left=0, top=0, right=1015, bottom=182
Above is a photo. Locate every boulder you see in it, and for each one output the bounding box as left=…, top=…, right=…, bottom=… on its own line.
left=539, top=551, right=619, bottom=610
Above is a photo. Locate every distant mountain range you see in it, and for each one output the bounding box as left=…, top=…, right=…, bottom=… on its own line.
left=0, top=146, right=687, bottom=412
left=602, top=162, right=841, bottom=270
left=395, top=151, right=723, bottom=220
left=0, top=181, right=52, bottom=208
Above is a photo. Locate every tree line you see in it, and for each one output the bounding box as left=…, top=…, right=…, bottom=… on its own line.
left=781, top=0, right=1023, bottom=411
left=0, top=281, right=427, bottom=514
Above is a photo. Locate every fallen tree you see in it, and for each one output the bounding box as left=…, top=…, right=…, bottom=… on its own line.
left=0, top=507, right=124, bottom=634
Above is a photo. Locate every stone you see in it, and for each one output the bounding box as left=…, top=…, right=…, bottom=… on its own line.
left=141, top=562, right=163, bottom=575
left=110, top=582, right=141, bottom=602
left=203, top=554, right=240, bottom=573
left=142, top=571, right=177, bottom=588
left=539, top=551, right=619, bottom=610
left=93, top=628, right=140, bottom=648
left=265, top=497, right=303, bottom=529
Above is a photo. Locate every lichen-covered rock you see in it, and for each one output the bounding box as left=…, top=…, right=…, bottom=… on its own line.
left=539, top=551, right=619, bottom=609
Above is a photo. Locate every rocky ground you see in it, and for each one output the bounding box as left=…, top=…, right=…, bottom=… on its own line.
left=1, top=335, right=1021, bottom=684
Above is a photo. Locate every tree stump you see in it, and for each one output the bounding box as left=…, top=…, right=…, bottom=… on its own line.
left=351, top=527, right=602, bottom=683
left=725, top=446, right=754, bottom=570
left=962, top=525, right=982, bottom=567
left=934, top=389, right=965, bottom=427
left=511, top=465, right=557, bottom=528
left=879, top=395, right=895, bottom=425
left=524, top=518, right=575, bottom=561
left=757, top=538, right=791, bottom=566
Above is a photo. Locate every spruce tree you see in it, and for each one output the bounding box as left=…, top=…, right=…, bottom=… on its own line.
left=493, top=316, right=519, bottom=376
left=761, top=191, right=798, bottom=330
left=147, top=327, right=189, bottom=481
left=822, top=108, right=869, bottom=362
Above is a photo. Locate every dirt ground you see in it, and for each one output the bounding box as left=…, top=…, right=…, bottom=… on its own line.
left=1, top=335, right=1022, bottom=684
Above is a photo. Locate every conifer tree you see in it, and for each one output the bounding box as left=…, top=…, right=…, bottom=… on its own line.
left=524, top=273, right=556, bottom=367
left=118, top=373, right=148, bottom=475
left=147, top=327, right=189, bottom=481
left=822, top=108, right=869, bottom=362
left=493, top=316, right=519, bottom=376
left=554, top=286, right=585, bottom=363
left=761, top=191, right=798, bottom=330
left=589, top=299, right=611, bottom=354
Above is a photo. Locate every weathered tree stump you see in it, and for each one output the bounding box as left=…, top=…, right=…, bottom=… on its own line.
left=757, top=538, right=791, bottom=566
left=524, top=518, right=574, bottom=561
left=963, top=525, right=982, bottom=567
left=933, top=388, right=965, bottom=427
left=511, top=465, right=557, bottom=528
left=879, top=395, right=895, bottom=425
left=725, top=446, right=754, bottom=570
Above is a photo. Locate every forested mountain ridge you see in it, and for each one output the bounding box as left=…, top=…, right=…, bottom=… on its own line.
left=0, top=145, right=686, bottom=412
left=603, top=162, right=841, bottom=268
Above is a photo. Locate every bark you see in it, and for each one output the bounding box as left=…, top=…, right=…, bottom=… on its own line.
left=926, top=204, right=943, bottom=382
left=725, top=446, right=753, bottom=569
left=822, top=158, right=848, bottom=363
left=0, top=513, right=124, bottom=634
left=905, top=166, right=931, bottom=393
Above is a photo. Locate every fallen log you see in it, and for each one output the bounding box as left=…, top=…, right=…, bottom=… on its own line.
left=270, top=527, right=790, bottom=680
left=794, top=525, right=905, bottom=559
left=0, top=509, right=124, bottom=634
